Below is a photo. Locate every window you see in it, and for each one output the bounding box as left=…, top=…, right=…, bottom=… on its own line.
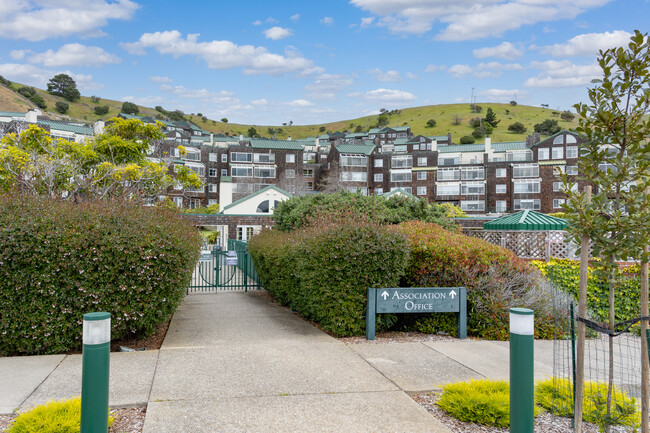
left=418, top=157, right=427, bottom=166
left=184, top=162, right=205, bottom=177
left=417, top=171, right=427, bottom=180
left=460, top=200, right=485, bottom=211
left=555, top=166, right=566, bottom=175
left=514, top=179, right=541, bottom=194
left=553, top=199, right=566, bottom=209
left=173, top=196, right=183, bottom=208
left=496, top=200, right=507, bottom=213
left=305, top=181, right=314, bottom=190
left=437, top=167, right=460, bottom=181
left=256, top=200, right=270, bottom=213
left=374, top=159, right=383, bottom=168
left=231, top=152, right=252, bottom=163
left=209, top=168, right=218, bottom=177
left=553, top=135, right=564, bottom=145
left=231, top=165, right=253, bottom=177
left=538, top=148, right=549, bottom=160
left=254, top=153, right=275, bottom=164
left=461, top=166, right=484, bottom=180
left=439, top=155, right=460, bottom=166
left=221, top=153, right=228, bottom=163
left=340, top=154, right=367, bottom=167
left=496, top=168, right=507, bottom=178
left=209, top=153, right=218, bottom=162
left=552, top=147, right=564, bottom=159
left=506, top=150, right=533, bottom=162
left=567, top=166, right=578, bottom=175
left=221, top=169, right=228, bottom=177
left=285, top=169, right=295, bottom=179
left=189, top=199, right=201, bottom=209
left=512, top=164, right=539, bottom=178
left=461, top=181, right=485, bottom=195
left=566, top=146, right=578, bottom=158
left=390, top=170, right=412, bottom=182
left=375, top=188, right=383, bottom=194
left=391, top=155, right=413, bottom=168
left=374, top=173, right=383, bottom=182
left=437, top=183, right=460, bottom=196
left=553, top=182, right=561, bottom=192
left=254, top=166, right=276, bottom=178
left=208, top=184, right=218, bottom=193
left=341, top=171, right=367, bottom=182
left=208, top=199, right=218, bottom=206
left=286, top=153, right=295, bottom=163
left=417, top=186, right=427, bottom=195
left=566, top=135, right=577, bottom=144
left=514, top=199, right=540, bottom=210
left=496, top=184, right=507, bottom=194
left=237, top=225, right=258, bottom=241
left=303, top=169, right=314, bottom=177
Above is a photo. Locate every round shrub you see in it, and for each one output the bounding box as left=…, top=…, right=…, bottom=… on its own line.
left=7, top=397, right=113, bottom=432
left=0, top=195, right=201, bottom=355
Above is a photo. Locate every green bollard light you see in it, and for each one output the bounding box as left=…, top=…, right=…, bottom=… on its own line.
left=510, top=308, right=534, bottom=433
left=81, top=312, right=111, bottom=433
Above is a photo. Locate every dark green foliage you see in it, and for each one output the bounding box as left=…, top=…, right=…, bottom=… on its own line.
left=249, top=218, right=410, bottom=336
left=508, top=122, right=527, bottom=134
left=509, top=100, right=517, bottom=106
left=168, top=110, right=185, bottom=121
left=460, top=135, right=475, bottom=144
left=469, top=117, right=481, bottom=128
left=155, top=106, right=165, bottom=113
left=560, top=110, right=575, bottom=121
left=426, top=119, right=437, bottom=128
left=272, top=191, right=456, bottom=232
left=221, top=118, right=228, bottom=123
left=377, top=115, right=388, bottom=127
left=534, top=119, right=561, bottom=135
left=47, top=74, right=80, bottom=102
left=94, top=105, right=109, bottom=115
left=247, top=127, right=258, bottom=137
left=0, top=195, right=201, bottom=355
left=55, top=101, right=69, bottom=114
left=469, top=104, right=483, bottom=113
left=91, top=95, right=101, bottom=103
left=483, top=107, right=500, bottom=128
left=319, top=126, right=326, bottom=132
left=17, top=86, right=36, bottom=98
left=121, top=101, right=139, bottom=115
left=472, top=128, right=484, bottom=139
left=30, top=94, right=46, bottom=109
left=0, top=76, right=11, bottom=87
left=354, top=124, right=363, bottom=133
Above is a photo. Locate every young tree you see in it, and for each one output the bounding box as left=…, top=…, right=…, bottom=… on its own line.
left=560, top=110, right=576, bottom=121
left=507, top=122, right=527, bottom=134
left=55, top=101, right=69, bottom=114
left=426, top=119, right=437, bottom=128
left=47, top=74, right=80, bottom=102
left=534, top=119, right=561, bottom=135
left=483, top=107, right=500, bottom=128
left=247, top=127, right=258, bottom=137
left=221, top=118, right=228, bottom=123
left=94, top=105, right=109, bottom=115
left=564, top=30, right=650, bottom=433
left=121, top=101, right=139, bottom=115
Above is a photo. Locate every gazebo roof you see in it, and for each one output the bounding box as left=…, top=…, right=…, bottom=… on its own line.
left=483, top=210, right=567, bottom=231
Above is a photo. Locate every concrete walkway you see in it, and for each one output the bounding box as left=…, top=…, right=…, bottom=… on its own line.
left=0, top=291, right=557, bottom=432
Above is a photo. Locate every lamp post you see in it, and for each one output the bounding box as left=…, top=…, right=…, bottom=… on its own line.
left=510, top=308, right=534, bottom=433
left=81, top=312, right=111, bottom=433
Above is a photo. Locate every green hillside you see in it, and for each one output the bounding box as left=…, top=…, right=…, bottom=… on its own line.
left=0, top=79, right=577, bottom=143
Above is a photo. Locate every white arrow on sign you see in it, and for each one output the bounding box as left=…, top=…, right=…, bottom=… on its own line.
left=449, top=290, right=457, bottom=299
left=380, top=291, right=389, bottom=300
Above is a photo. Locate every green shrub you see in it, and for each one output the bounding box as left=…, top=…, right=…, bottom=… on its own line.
left=460, top=135, right=475, bottom=144
left=7, top=397, right=113, bottom=432
left=55, top=101, right=69, bottom=114
left=393, top=221, right=560, bottom=339
left=0, top=195, right=201, bottom=355
left=536, top=378, right=640, bottom=431
left=94, top=105, right=109, bottom=115
left=438, top=379, right=540, bottom=427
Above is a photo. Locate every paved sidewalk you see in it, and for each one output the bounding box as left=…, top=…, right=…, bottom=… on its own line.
left=0, top=291, right=558, bottom=432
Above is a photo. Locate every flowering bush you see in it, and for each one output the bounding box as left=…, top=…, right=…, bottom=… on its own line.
left=0, top=195, right=201, bottom=355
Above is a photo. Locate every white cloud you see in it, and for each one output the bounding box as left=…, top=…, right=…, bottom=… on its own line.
left=349, top=0, right=612, bottom=40
left=120, top=95, right=166, bottom=106
left=285, top=99, right=314, bottom=107
left=448, top=62, right=523, bottom=78
left=350, top=88, right=417, bottom=103
left=121, top=30, right=319, bottom=76
left=26, top=43, right=121, bottom=67
left=266, top=17, right=278, bottom=24
left=405, top=72, right=418, bottom=79
left=321, top=16, right=334, bottom=25
left=148, top=76, right=172, bottom=83
left=0, top=63, right=102, bottom=90
left=0, top=0, right=139, bottom=42
left=538, top=30, right=633, bottom=57
left=252, top=20, right=262, bottom=26
left=251, top=98, right=269, bottom=105
left=525, top=60, right=601, bottom=87
left=10, top=50, right=28, bottom=60
left=473, top=42, right=523, bottom=60
left=425, top=64, right=446, bottom=73
left=304, top=73, right=354, bottom=99
left=160, top=84, right=238, bottom=104
left=263, top=26, right=292, bottom=40
left=290, top=13, right=300, bottom=21
left=477, top=88, right=528, bottom=103
left=360, top=17, right=375, bottom=28
left=368, top=68, right=401, bottom=82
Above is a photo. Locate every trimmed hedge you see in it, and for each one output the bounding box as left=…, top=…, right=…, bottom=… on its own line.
left=249, top=217, right=410, bottom=336
left=0, top=195, right=201, bottom=355
left=393, top=221, right=559, bottom=339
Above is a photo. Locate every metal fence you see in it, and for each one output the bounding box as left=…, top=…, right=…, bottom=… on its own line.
left=228, top=239, right=262, bottom=287
left=188, top=241, right=262, bottom=293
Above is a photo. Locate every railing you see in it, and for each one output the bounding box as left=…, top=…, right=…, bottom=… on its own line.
left=228, top=239, right=262, bottom=287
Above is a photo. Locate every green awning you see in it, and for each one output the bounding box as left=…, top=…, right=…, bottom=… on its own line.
left=483, top=210, right=567, bottom=231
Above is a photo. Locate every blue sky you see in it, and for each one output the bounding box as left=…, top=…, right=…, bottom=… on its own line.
left=0, top=0, right=647, bottom=125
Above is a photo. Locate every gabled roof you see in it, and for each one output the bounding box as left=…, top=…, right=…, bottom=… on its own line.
left=336, top=144, right=376, bottom=156
left=381, top=188, right=416, bottom=199
left=483, top=210, right=567, bottom=231
left=318, top=133, right=330, bottom=139
left=250, top=139, right=303, bottom=150
left=492, top=141, right=528, bottom=152
left=381, top=126, right=410, bottom=132
left=531, top=129, right=582, bottom=147
left=368, top=128, right=381, bottom=134
left=38, top=120, right=93, bottom=135
left=393, top=138, right=410, bottom=145
left=221, top=185, right=292, bottom=212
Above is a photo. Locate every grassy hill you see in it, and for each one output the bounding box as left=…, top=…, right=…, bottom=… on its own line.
left=0, top=79, right=577, bottom=143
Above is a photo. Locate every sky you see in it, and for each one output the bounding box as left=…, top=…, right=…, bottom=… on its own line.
left=0, top=0, right=648, bottom=126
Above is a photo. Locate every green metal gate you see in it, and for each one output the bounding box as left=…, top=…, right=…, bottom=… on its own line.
left=188, top=240, right=262, bottom=293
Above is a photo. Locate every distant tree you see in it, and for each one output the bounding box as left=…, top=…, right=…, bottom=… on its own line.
left=91, top=95, right=101, bottom=103
left=267, top=127, right=276, bottom=135
left=541, top=103, right=549, bottom=109
left=483, top=107, right=500, bottom=128
left=94, top=105, right=109, bottom=115
left=55, top=101, right=69, bottom=114
left=282, top=123, right=287, bottom=126
left=377, top=115, right=389, bottom=127
left=155, top=106, right=165, bottom=113
left=551, top=111, right=560, bottom=117
left=453, top=115, right=462, bottom=125
left=201, top=116, right=207, bottom=122
left=469, top=117, right=482, bottom=128
left=379, top=108, right=387, bottom=113
left=354, top=125, right=363, bottom=133
left=472, top=128, right=484, bottom=139
left=221, top=118, right=228, bottom=123
left=560, top=111, right=576, bottom=122
left=47, top=74, right=80, bottom=102
left=168, top=110, right=185, bottom=121
left=509, top=100, right=517, bottom=106
left=17, top=87, right=47, bottom=109
left=319, top=126, right=326, bottom=132
left=17, top=86, right=36, bottom=98
left=247, top=127, right=258, bottom=137
left=508, top=122, right=527, bottom=134
left=288, top=120, right=293, bottom=126
left=460, top=135, right=475, bottom=144
left=0, top=76, right=11, bottom=87
left=121, top=101, right=139, bottom=115
left=534, top=119, right=561, bottom=135
left=469, top=103, right=483, bottom=113
left=426, top=119, right=437, bottom=128
left=197, top=113, right=202, bottom=117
